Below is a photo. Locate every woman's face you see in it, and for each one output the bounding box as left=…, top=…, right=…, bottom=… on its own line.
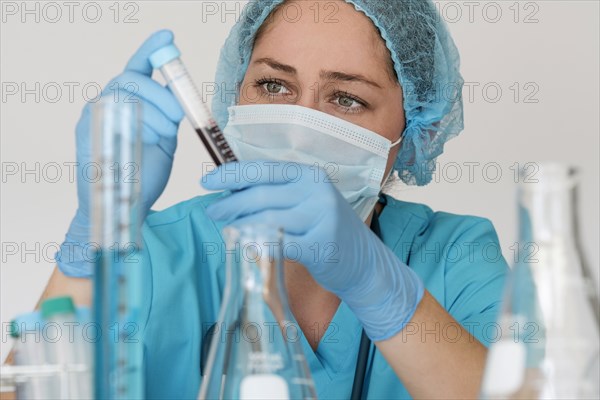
left=239, top=0, right=405, bottom=179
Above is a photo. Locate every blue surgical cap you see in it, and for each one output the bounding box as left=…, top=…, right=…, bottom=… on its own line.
left=212, top=0, right=464, bottom=186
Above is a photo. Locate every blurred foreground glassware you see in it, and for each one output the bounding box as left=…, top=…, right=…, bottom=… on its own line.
left=91, top=97, right=144, bottom=399
left=41, top=297, right=92, bottom=399
left=481, top=163, right=599, bottom=399
left=8, top=312, right=52, bottom=399
left=198, top=225, right=317, bottom=399
left=5, top=302, right=93, bottom=399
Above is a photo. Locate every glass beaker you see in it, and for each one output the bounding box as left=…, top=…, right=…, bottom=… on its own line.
left=481, top=163, right=599, bottom=399
left=90, top=97, right=144, bottom=399
left=198, top=225, right=317, bottom=400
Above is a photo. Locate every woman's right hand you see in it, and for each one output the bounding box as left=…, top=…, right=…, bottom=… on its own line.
left=56, top=29, right=184, bottom=278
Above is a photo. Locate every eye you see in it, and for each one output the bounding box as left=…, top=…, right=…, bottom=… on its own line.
left=256, top=78, right=291, bottom=96
left=338, top=95, right=357, bottom=108
left=334, top=92, right=367, bottom=113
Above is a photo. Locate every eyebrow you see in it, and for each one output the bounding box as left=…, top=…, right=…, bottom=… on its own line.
left=253, top=57, right=382, bottom=89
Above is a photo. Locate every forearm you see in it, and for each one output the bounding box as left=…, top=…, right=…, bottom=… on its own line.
left=41, top=266, right=93, bottom=307
left=375, top=290, right=487, bottom=399
left=4, top=266, right=92, bottom=365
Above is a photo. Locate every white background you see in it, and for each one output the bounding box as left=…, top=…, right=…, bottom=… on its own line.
left=1, top=1, right=599, bottom=362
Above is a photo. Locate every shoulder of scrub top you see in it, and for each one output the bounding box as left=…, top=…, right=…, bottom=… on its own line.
left=144, top=192, right=225, bottom=228
left=381, top=194, right=509, bottom=347
left=140, top=193, right=229, bottom=260
left=379, top=193, right=504, bottom=254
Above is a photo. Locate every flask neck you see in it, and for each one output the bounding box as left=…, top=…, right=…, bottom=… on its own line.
left=518, top=165, right=580, bottom=247
left=224, top=225, right=290, bottom=328
left=239, top=250, right=288, bottom=326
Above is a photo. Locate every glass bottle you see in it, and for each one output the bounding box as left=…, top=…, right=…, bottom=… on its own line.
left=481, top=163, right=599, bottom=399
left=198, top=224, right=317, bottom=400
left=41, top=296, right=92, bottom=399
left=9, top=312, right=51, bottom=400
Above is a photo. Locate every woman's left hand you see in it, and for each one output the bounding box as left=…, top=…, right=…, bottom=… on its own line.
left=201, top=160, right=424, bottom=341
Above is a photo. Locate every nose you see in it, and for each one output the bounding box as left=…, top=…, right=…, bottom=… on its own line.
left=290, top=80, right=336, bottom=113
left=293, top=90, right=320, bottom=112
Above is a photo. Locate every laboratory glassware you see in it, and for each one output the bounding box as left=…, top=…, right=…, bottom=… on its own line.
left=481, top=163, right=600, bottom=399
left=8, top=312, right=51, bottom=399
left=6, top=302, right=92, bottom=399
left=41, top=297, right=92, bottom=399
left=198, top=224, right=317, bottom=400
left=90, top=97, right=144, bottom=399
left=149, top=44, right=237, bottom=165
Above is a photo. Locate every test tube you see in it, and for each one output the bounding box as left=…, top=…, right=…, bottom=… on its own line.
left=149, top=44, right=237, bottom=165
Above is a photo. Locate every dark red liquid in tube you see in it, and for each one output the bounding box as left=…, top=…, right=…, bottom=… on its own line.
left=195, top=125, right=237, bottom=166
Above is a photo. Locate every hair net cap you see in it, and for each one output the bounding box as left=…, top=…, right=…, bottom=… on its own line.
left=212, top=0, right=464, bottom=186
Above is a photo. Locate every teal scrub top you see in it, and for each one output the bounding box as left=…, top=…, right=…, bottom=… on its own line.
left=138, top=193, right=508, bottom=399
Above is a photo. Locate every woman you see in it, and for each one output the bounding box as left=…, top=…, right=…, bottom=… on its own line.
left=49, top=0, right=508, bottom=398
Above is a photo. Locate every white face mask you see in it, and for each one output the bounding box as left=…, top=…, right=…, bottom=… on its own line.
left=223, top=104, right=401, bottom=221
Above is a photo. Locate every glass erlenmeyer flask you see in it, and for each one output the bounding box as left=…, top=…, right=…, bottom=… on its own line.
left=198, top=225, right=317, bottom=400
left=481, top=163, right=600, bottom=399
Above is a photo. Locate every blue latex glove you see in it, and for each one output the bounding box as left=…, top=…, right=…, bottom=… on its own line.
left=56, top=30, right=184, bottom=278
left=202, top=161, right=425, bottom=341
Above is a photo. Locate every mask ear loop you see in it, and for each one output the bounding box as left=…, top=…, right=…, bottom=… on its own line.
left=383, top=134, right=402, bottom=183
left=390, top=135, right=402, bottom=148
left=380, top=135, right=402, bottom=193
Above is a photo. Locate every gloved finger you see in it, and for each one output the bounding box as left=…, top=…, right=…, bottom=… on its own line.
left=141, top=120, right=161, bottom=145
left=282, top=232, right=339, bottom=267
left=228, top=207, right=318, bottom=236
left=205, top=182, right=310, bottom=221
left=156, top=133, right=178, bottom=160
left=141, top=101, right=178, bottom=139
left=125, top=29, right=174, bottom=76
left=201, top=160, right=311, bottom=191
left=104, top=71, right=184, bottom=123
left=76, top=98, right=162, bottom=147
left=101, top=90, right=178, bottom=142
left=74, top=103, right=97, bottom=161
